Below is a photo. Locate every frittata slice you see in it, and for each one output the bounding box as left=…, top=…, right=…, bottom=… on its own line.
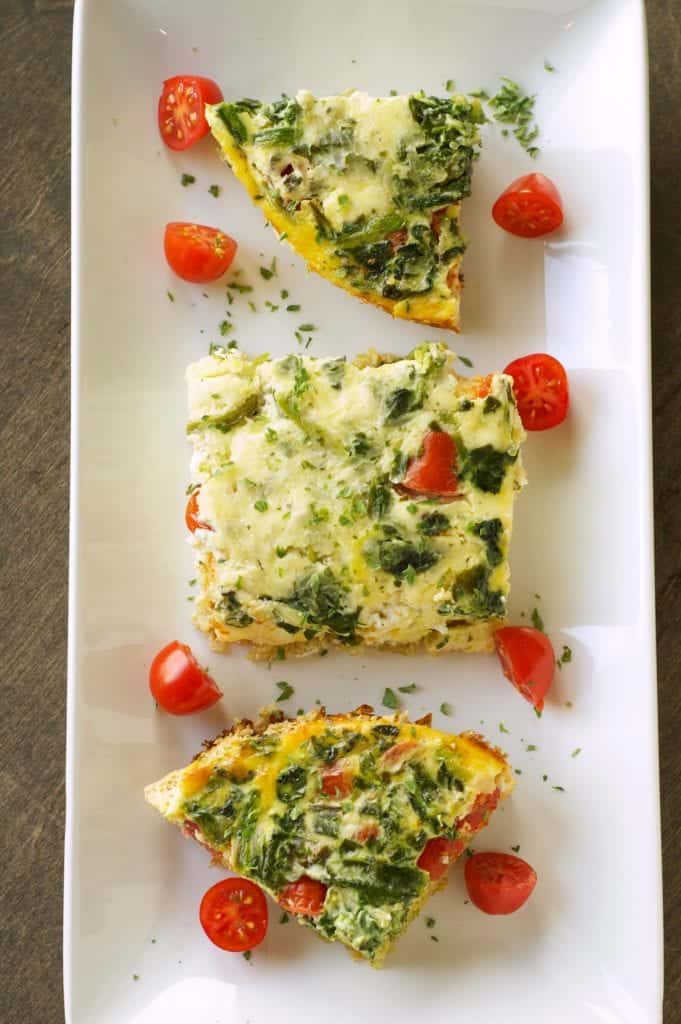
left=186, top=342, right=526, bottom=657
left=145, top=706, right=513, bottom=966
left=206, top=90, right=485, bottom=330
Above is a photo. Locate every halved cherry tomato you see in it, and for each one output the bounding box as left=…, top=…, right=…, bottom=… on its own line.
left=465, top=852, right=537, bottom=915
left=417, top=837, right=465, bottom=882
left=494, top=626, right=555, bottom=712
left=185, top=489, right=212, bottom=532
left=199, top=877, right=268, bottom=952
left=321, top=766, right=352, bottom=799
left=504, top=353, right=569, bottom=431
left=164, top=222, right=238, bottom=284
left=149, top=640, right=222, bottom=715
left=278, top=876, right=327, bottom=917
left=492, top=173, right=563, bottom=238
left=158, top=75, right=223, bottom=151
left=403, top=431, right=458, bottom=498
left=456, top=789, right=500, bottom=832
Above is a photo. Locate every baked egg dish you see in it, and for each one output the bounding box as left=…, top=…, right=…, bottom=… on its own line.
left=186, top=342, right=525, bottom=657
left=206, top=90, right=485, bottom=330
left=145, top=705, right=513, bottom=965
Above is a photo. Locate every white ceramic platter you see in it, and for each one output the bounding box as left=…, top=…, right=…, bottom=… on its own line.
left=67, top=0, right=661, bottom=1020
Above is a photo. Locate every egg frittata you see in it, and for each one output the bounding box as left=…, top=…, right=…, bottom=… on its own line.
left=145, top=705, right=514, bottom=965
left=186, top=342, right=525, bottom=657
left=205, top=90, right=485, bottom=330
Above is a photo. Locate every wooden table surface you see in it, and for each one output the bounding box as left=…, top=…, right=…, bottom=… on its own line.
left=2, top=1, right=679, bottom=1021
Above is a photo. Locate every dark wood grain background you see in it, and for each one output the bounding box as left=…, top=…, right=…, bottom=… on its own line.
left=1, top=1, right=679, bottom=1021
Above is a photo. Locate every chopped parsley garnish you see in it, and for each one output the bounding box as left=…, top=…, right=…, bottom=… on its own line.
left=208, top=184, right=221, bottom=197
left=167, top=290, right=175, bottom=302
left=430, top=935, right=439, bottom=943
left=382, top=687, right=400, bottom=710
left=181, top=173, right=196, bottom=186
left=275, top=680, right=294, bottom=702
left=242, top=950, right=252, bottom=961
left=511, top=844, right=520, bottom=853
left=227, top=281, right=253, bottom=294
left=219, top=320, right=233, bottom=336
left=553, top=785, right=565, bottom=792
left=531, top=606, right=545, bottom=632
left=286, top=304, right=301, bottom=312
left=439, top=702, right=453, bottom=716
left=487, top=78, right=540, bottom=157
left=458, top=354, right=473, bottom=368
left=265, top=301, right=279, bottom=311
left=526, top=743, right=537, bottom=752
left=571, top=747, right=581, bottom=758
left=398, top=683, right=418, bottom=694
left=557, top=644, right=572, bottom=668
left=499, top=722, right=509, bottom=734
left=248, top=300, right=257, bottom=313
left=298, top=323, right=317, bottom=332
left=445, top=79, right=455, bottom=92
left=254, top=499, right=268, bottom=512
left=260, top=258, right=277, bottom=280
left=425, top=916, right=436, bottom=928
left=544, top=59, right=556, bottom=72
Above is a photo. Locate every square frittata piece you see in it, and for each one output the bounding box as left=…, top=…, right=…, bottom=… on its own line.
left=186, top=342, right=525, bottom=656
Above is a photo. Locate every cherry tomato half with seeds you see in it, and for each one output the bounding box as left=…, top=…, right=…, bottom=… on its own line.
left=417, top=837, right=465, bottom=882
left=492, top=173, right=564, bottom=238
left=278, top=876, right=328, bottom=917
left=199, top=877, right=268, bottom=952
left=403, top=430, right=459, bottom=498
left=185, top=489, right=212, bottom=533
left=149, top=640, right=222, bottom=715
left=164, top=222, right=238, bottom=284
left=504, top=353, right=569, bottom=431
left=494, top=626, right=555, bottom=712
left=465, top=852, right=537, bottom=915
left=158, top=75, right=223, bottom=151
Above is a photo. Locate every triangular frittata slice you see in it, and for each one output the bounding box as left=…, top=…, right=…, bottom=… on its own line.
left=145, top=706, right=513, bottom=966
left=206, top=91, right=484, bottom=330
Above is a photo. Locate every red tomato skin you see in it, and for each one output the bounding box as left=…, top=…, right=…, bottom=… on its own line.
left=199, top=878, right=268, bottom=952
left=494, top=626, right=555, bottom=711
left=278, top=877, right=328, bottom=917
left=403, top=431, right=459, bottom=497
left=185, top=489, right=212, bottom=532
left=456, top=789, right=500, bottom=833
left=321, top=766, right=352, bottom=799
left=158, top=75, right=223, bottom=151
left=149, top=641, right=222, bottom=715
left=504, top=353, right=569, bottom=431
left=417, top=837, right=465, bottom=881
left=492, top=173, right=564, bottom=238
left=164, top=222, right=238, bottom=284
left=464, top=852, right=537, bottom=915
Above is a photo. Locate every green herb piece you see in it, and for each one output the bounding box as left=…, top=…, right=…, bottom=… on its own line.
left=265, top=301, right=279, bottom=312
left=425, top=916, right=436, bottom=928
left=571, top=747, right=581, bottom=758
left=531, top=607, right=545, bottom=632
left=279, top=912, right=290, bottom=924
left=511, top=844, right=520, bottom=853
left=544, top=59, right=556, bottom=72
left=227, top=281, right=254, bottom=294
left=526, top=743, right=537, bottom=752
left=260, top=266, right=274, bottom=280
left=338, top=194, right=350, bottom=206
left=219, top=320, right=233, bottom=336
left=431, top=935, right=439, bottom=943
left=488, top=77, right=540, bottom=157
left=181, top=173, right=196, bottom=186
left=254, top=499, right=268, bottom=513
left=275, top=546, right=287, bottom=558
left=440, top=702, right=453, bottom=716
left=286, top=304, right=301, bottom=312
left=364, top=532, right=439, bottom=579
left=133, top=974, right=140, bottom=981
left=242, top=950, right=252, bottom=961
left=445, top=79, right=456, bottom=92
left=557, top=644, right=573, bottom=668
left=208, top=184, right=221, bottom=197
left=167, top=291, right=175, bottom=302
left=217, top=104, right=248, bottom=144
left=398, top=683, right=418, bottom=694
left=275, top=680, right=294, bottom=702
left=534, top=707, right=543, bottom=719
left=265, top=427, right=278, bottom=443
left=553, top=785, right=565, bottom=792
left=458, top=354, right=473, bottom=368
left=499, top=722, right=509, bottom=734
left=367, top=480, right=393, bottom=520
left=298, top=323, right=317, bottom=332
left=382, top=687, right=400, bottom=710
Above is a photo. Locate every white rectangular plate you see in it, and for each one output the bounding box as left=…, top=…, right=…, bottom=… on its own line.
left=67, top=0, right=661, bottom=1021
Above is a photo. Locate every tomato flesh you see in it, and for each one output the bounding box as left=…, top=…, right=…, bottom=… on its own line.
left=494, top=626, right=555, bottom=711
left=465, top=852, right=537, bottom=915
left=185, top=489, right=212, bottom=532
left=158, top=75, right=223, bottom=151
left=164, top=222, right=238, bottom=284
left=457, top=788, right=500, bottom=833
left=504, top=353, right=569, bottom=431
left=321, top=766, right=352, bottom=799
left=149, top=640, right=222, bottom=715
left=417, top=837, right=465, bottom=882
left=199, top=878, right=268, bottom=951
left=278, top=876, right=328, bottom=917
left=492, top=173, right=563, bottom=238
left=403, top=431, right=458, bottom=497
